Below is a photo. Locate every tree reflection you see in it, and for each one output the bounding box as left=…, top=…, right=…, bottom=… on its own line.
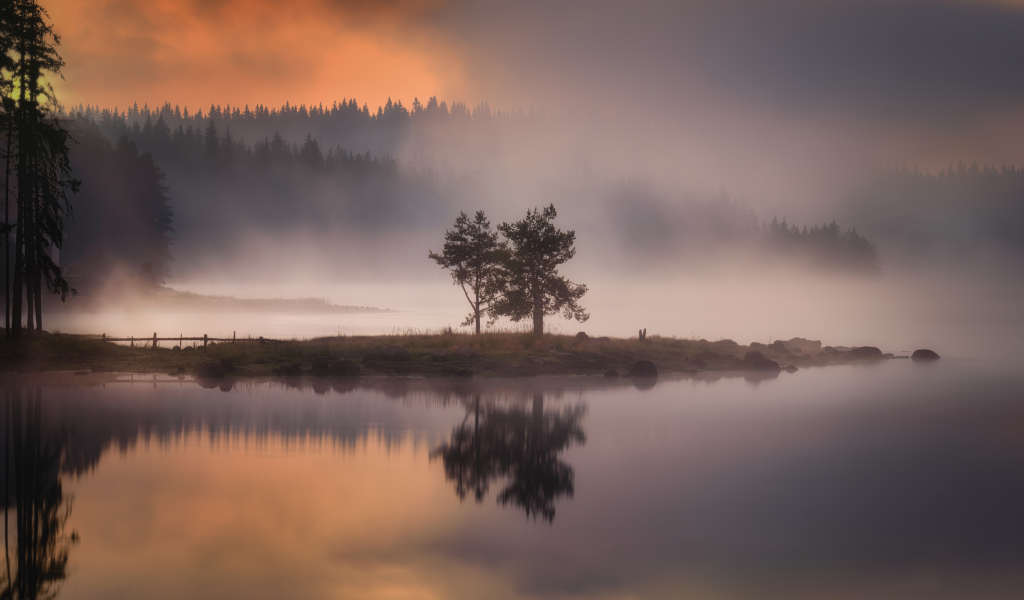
left=0, top=388, right=75, bottom=600
left=432, top=393, right=586, bottom=523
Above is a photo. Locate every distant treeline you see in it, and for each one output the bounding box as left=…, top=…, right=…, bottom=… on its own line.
left=843, top=162, right=1024, bottom=253
left=607, top=183, right=882, bottom=273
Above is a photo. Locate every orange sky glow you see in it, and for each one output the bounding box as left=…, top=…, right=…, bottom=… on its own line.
left=43, top=0, right=467, bottom=113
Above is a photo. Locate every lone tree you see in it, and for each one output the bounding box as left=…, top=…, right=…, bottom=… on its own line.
left=494, top=204, right=588, bottom=334
left=429, top=210, right=507, bottom=334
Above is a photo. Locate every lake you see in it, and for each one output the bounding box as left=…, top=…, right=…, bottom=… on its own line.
left=1, top=358, right=1022, bottom=599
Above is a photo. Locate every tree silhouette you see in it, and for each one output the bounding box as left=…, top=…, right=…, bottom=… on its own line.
left=432, top=394, right=586, bottom=523
left=493, top=204, right=588, bottom=334
left=429, top=210, right=507, bottom=334
left=7, top=0, right=79, bottom=338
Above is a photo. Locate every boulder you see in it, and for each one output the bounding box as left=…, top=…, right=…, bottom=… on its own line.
left=332, top=358, right=362, bottom=377
left=381, top=346, right=412, bottom=361
left=311, top=357, right=332, bottom=377
left=785, top=337, right=822, bottom=352
left=771, top=340, right=787, bottom=351
left=625, top=360, right=658, bottom=377
left=911, top=349, right=940, bottom=361
left=749, top=342, right=766, bottom=349
left=604, top=369, right=620, bottom=379
left=195, top=361, right=225, bottom=378
left=576, top=331, right=589, bottom=341
left=851, top=346, right=883, bottom=360
left=718, top=339, right=739, bottom=347
left=785, top=365, right=798, bottom=373
left=742, top=351, right=781, bottom=371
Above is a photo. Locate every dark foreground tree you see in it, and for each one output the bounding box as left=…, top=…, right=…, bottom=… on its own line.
left=6, top=0, right=79, bottom=338
left=493, top=204, right=588, bottom=334
left=429, top=210, right=507, bottom=334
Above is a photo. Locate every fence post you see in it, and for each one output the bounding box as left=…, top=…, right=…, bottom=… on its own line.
left=204, top=334, right=208, bottom=348
left=153, top=332, right=157, bottom=349
left=233, top=331, right=236, bottom=343
left=179, top=334, right=182, bottom=349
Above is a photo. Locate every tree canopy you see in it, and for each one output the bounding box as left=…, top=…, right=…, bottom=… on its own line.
left=428, top=210, right=507, bottom=334
left=493, top=204, right=588, bottom=334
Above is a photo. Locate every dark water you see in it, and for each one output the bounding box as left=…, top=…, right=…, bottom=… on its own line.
left=0, top=359, right=1022, bottom=599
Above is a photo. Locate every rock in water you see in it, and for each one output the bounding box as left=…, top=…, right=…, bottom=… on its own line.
left=626, top=360, right=658, bottom=377
left=381, top=346, right=412, bottom=361
left=851, top=346, right=883, bottom=359
left=911, top=349, right=940, bottom=361
left=332, top=358, right=362, bottom=377
left=195, top=361, right=225, bottom=378
left=604, top=369, right=620, bottom=379
left=785, top=365, right=798, bottom=373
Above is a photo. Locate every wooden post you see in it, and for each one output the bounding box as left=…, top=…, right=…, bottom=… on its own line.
left=233, top=331, right=236, bottom=343
left=131, top=335, right=134, bottom=348
left=102, top=333, right=105, bottom=342
left=179, top=334, right=182, bottom=349
left=153, top=332, right=157, bottom=349
left=203, top=334, right=208, bottom=348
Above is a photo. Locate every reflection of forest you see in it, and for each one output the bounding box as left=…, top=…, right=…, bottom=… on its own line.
left=432, top=394, right=586, bottom=523
left=0, top=389, right=75, bottom=600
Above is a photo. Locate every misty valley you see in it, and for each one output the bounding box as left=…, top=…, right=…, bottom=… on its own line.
left=3, top=0, right=1024, bottom=599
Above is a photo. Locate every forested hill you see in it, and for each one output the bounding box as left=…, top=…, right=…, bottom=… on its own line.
left=842, top=163, right=1024, bottom=255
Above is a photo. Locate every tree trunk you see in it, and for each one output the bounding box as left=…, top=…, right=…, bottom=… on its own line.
left=34, top=268, right=41, bottom=332
left=11, top=211, right=21, bottom=339
left=532, top=295, right=543, bottom=334
left=475, top=300, right=481, bottom=334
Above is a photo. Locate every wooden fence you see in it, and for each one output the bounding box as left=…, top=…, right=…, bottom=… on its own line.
left=97, top=332, right=272, bottom=349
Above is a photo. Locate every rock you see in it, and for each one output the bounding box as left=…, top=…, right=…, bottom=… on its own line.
left=851, top=346, right=883, bottom=360
left=771, top=340, right=787, bottom=351
left=718, top=339, right=739, bottom=347
left=381, top=346, right=412, bottom=361
left=332, top=358, right=362, bottom=377
left=749, top=342, right=766, bottom=349
left=576, top=331, right=589, bottom=341
left=625, top=360, right=658, bottom=377
left=311, top=357, right=332, bottom=377
left=695, top=351, right=723, bottom=360
left=800, top=354, right=813, bottom=360
left=785, top=365, right=798, bottom=373
left=195, top=361, right=225, bottom=378
left=912, top=349, right=940, bottom=361
left=183, top=346, right=194, bottom=352
left=783, top=354, right=800, bottom=361
left=219, top=359, right=235, bottom=372
left=785, top=337, right=822, bottom=352
left=74, top=370, right=89, bottom=376
left=171, top=346, right=180, bottom=351
left=604, top=369, right=620, bottom=379
left=742, top=351, right=781, bottom=371
left=883, top=353, right=894, bottom=359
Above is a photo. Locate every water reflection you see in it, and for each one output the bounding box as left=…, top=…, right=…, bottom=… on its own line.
left=432, top=394, right=586, bottom=522
left=0, top=389, right=75, bottom=600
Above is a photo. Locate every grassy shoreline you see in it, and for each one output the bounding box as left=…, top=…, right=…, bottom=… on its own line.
left=0, top=330, right=902, bottom=378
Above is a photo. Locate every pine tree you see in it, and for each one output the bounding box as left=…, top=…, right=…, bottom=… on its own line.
left=493, top=204, right=588, bottom=334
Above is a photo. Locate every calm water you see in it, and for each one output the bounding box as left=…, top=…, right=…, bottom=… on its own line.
left=1, top=359, right=1022, bottom=599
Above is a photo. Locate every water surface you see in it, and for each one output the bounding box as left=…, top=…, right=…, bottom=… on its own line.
left=1, top=359, right=1022, bottom=599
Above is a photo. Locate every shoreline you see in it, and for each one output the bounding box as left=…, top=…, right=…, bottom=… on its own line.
left=0, top=330, right=926, bottom=379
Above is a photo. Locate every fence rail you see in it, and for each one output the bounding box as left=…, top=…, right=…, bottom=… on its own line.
left=94, top=332, right=273, bottom=348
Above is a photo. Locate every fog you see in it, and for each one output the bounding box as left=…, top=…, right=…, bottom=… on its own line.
left=32, top=0, right=1024, bottom=361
